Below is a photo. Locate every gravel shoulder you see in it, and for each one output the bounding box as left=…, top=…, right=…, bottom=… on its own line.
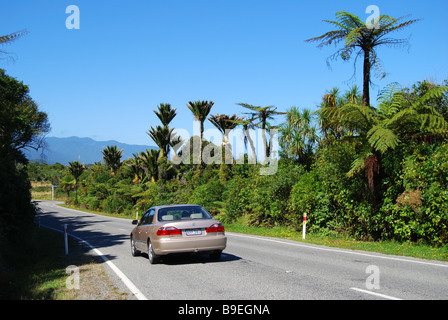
left=63, top=237, right=136, bottom=300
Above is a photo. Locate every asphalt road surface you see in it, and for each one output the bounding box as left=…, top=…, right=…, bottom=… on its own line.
left=35, top=200, right=448, bottom=300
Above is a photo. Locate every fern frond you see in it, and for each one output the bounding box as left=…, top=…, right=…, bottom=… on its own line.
left=367, top=125, right=400, bottom=154
left=411, top=86, right=448, bottom=112
left=376, top=83, right=405, bottom=116
left=345, top=27, right=364, bottom=47
left=383, top=108, right=418, bottom=131
left=336, top=11, right=365, bottom=29
left=417, top=113, right=448, bottom=132
left=339, top=103, right=376, bottom=132
left=346, top=147, right=372, bottom=178
left=0, top=30, right=28, bottom=45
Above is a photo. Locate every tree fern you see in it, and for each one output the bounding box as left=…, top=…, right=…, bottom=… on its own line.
left=318, top=82, right=448, bottom=196
left=307, top=11, right=420, bottom=106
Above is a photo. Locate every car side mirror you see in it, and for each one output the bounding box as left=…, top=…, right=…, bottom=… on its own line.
left=132, top=220, right=139, bottom=225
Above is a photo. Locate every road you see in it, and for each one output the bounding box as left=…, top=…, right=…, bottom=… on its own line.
left=35, top=200, right=448, bottom=300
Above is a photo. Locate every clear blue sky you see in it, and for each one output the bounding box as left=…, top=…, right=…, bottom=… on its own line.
left=1, top=0, right=447, bottom=146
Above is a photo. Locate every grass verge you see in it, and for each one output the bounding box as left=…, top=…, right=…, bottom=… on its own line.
left=0, top=225, right=129, bottom=300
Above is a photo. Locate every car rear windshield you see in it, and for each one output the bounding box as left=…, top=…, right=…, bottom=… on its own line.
left=157, top=206, right=213, bottom=222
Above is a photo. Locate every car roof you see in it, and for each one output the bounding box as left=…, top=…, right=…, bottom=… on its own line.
left=152, top=204, right=203, bottom=210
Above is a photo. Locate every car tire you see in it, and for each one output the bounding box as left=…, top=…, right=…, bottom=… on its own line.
left=147, top=240, right=160, bottom=264
left=130, top=236, right=140, bottom=257
left=210, top=250, right=222, bottom=261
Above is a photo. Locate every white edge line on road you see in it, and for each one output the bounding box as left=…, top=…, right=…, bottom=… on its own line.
left=40, top=224, right=148, bottom=300
left=227, top=232, right=448, bottom=268
left=350, top=287, right=402, bottom=300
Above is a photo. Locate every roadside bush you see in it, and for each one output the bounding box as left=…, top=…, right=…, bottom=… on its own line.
left=222, top=176, right=252, bottom=223
left=248, top=161, right=303, bottom=226
left=381, top=142, right=448, bottom=245
left=190, top=179, right=224, bottom=214
left=287, top=170, right=337, bottom=232
left=81, top=196, right=101, bottom=211
left=103, top=195, right=131, bottom=214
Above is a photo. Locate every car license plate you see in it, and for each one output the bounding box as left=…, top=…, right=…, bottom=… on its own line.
left=185, top=229, right=202, bottom=236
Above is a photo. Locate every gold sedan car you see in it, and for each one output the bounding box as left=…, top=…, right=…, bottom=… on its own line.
left=130, top=204, right=227, bottom=264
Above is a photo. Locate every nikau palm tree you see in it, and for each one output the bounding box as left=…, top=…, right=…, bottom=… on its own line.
left=147, top=125, right=173, bottom=158
left=306, top=11, right=420, bottom=106
left=187, top=100, right=214, bottom=141
left=148, top=103, right=178, bottom=162
left=139, top=149, right=160, bottom=183
left=187, top=100, right=214, bottom=161
left=101, top=145, right=123, bottom=174
left=68, top=161, right=85, bottom=204
left=127, top=155, right=144, bottom=183
left=68, top=161, right=85, bottom=184
left=154, top=103, right=176, bottom=127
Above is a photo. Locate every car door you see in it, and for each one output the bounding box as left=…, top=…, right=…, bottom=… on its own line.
left=134, top=209, right=154, bottom=251
left=140, top=208, right=155, bottom=246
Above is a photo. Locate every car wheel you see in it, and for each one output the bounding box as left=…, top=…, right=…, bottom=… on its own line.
left=130, top=236, right=140, bottom=257
left=147, top=240, right=160, bottom=264
left=210, top=250, right=222, bottom=261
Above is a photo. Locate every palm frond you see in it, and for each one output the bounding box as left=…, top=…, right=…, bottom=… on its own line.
left=186, top=100, right=214, bottom=122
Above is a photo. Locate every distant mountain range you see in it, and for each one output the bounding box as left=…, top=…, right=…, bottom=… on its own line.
left=25, top=136, right=157, bottom=165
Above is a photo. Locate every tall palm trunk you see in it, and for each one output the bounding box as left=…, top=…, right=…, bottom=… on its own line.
left=362, top=48, right=371, bottom=107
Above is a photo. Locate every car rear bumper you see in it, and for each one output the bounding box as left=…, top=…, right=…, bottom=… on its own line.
left=152, top=234, right=227, bottom=255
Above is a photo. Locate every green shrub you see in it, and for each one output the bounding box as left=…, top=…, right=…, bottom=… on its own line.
left=223, top=176, right=252, bottom=223
left=103, top=195, right=131, bottom=214
left=288, top=170, right=328, bottom=231
left=381, top=142, right=448, bottom=245
left=190, top=179, right=224, bottom=214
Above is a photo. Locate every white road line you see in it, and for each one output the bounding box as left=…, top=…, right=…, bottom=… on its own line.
left=350, top=287, right=402, bottom=300
left=40, top=224, right=148, bottom=300
left=227, top=232, right=448, bottom=268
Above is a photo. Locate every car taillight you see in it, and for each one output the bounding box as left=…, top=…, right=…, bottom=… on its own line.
left=157, top=226, right=182, bottom=236
left=206, top=223, right=225, bottom=233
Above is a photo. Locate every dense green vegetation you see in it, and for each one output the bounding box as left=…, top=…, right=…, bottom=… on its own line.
left=28, top=78, right=448, bottom=247
left=0, top=68, right=50, bottom=265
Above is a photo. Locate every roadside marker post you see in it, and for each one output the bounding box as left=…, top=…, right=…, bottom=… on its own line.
left=51, top=185, right=59, bottom=200
left=64, top=224, right=69, bottom=255
left=302, top=212, right=307, bottom=240
left=136, top=208, right=139, bottom=220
